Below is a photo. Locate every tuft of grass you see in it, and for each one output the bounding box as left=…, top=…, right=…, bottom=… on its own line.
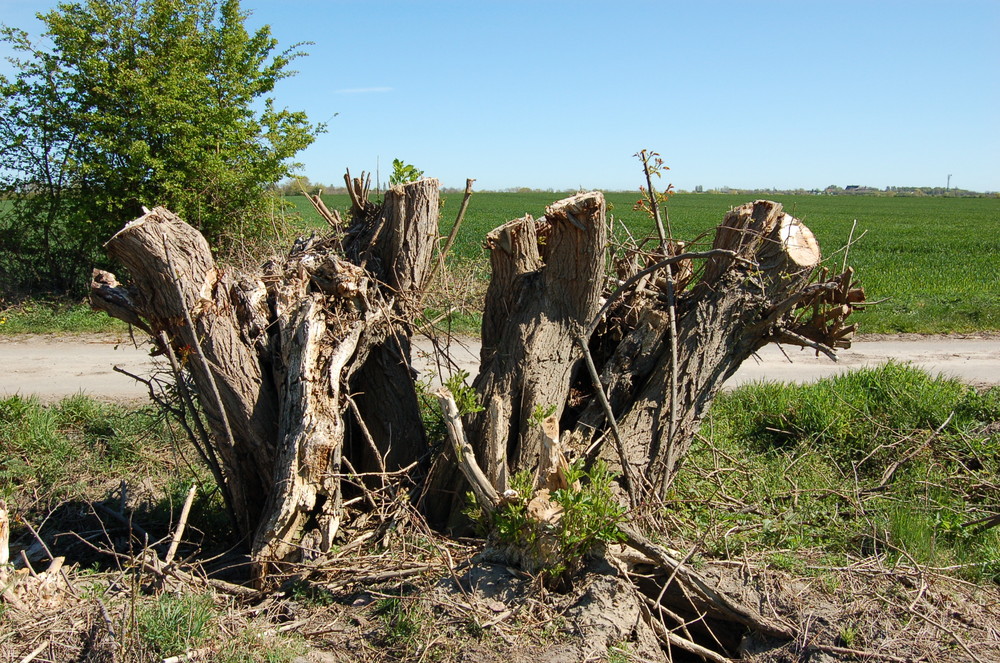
left=373, top=593, right=428, bottom=650
left=136, top=592, right=217, bottom=655
left=133, top=592, right=308, bottom=661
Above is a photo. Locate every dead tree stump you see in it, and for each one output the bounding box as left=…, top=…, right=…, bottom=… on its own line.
left=91, top=179, right=440, bottom=579
left=425, top=196, right=862, bottom=522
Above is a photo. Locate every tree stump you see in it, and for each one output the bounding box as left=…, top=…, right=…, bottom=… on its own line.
left=92, top=179, right=440, bottom=580
left=92, top=180, right=863, bottom=585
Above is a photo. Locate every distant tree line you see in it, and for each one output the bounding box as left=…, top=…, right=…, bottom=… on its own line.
left=688, top=185, right=994, bottom=198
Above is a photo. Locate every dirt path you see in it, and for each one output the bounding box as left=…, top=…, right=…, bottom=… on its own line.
left=1, top=333, right=997, bottom=403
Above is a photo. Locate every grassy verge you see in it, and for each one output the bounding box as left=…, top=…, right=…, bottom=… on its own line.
left=0, top=394, right=173, bottom=506
left=671, top=362, right=1000, bottom=582
left=1, top=369, right=997, bottom=659
left=0, top=298, right=126, bottom=335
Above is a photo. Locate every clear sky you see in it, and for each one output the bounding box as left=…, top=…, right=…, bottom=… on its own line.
left=2, top=0, right=998, bottom=192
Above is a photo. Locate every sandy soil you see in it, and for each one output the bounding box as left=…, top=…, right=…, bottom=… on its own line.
left=1, top=332, right=997, bottom=403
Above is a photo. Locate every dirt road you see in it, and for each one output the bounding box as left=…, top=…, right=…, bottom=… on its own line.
left=1, top=333, right=997, bottom=403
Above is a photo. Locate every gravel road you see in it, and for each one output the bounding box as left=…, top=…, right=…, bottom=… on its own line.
left=1, top=333, right=997, bottom=403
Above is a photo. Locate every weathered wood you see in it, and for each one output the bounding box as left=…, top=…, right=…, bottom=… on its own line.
left=469, top=191, right=608, bottom=486
left=575, top=201, right=826, bottom=495
left=436, top=388, right=500, bottom=513
left=424, top=197, right=860, bottom=525
left=0, top=500, right=8, bottom=566
left=91, top=179, right=441, bottom=576
left=91, top=180, right=862, bottom=622
left=99, top=206, right=279, bottom=537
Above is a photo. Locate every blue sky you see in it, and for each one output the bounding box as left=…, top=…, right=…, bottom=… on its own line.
left=2, top=0, right=998, bottom=192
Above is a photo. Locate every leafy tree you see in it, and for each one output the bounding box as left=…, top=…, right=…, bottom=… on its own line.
left=0, top=0, right=320, bottom=294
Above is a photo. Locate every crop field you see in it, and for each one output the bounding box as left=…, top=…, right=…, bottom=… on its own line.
left=291, top=192, right=1000, bottom=335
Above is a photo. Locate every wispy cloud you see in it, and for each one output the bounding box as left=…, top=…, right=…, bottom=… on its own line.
left=334, top=87, right=393, bottom=95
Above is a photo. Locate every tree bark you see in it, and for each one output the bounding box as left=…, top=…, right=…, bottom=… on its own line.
left=426, top=198, right=862, bottom=521
left=576, top=200, right=830, bottom=494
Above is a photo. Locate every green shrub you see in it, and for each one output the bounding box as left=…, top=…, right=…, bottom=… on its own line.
left=483, top=460, right=626, bottom=585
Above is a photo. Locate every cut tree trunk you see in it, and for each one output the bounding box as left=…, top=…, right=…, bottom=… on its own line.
left=575, top=200, right=830, bottom=495
left=426, top=197, right=862, bottom=521
left=91, top=179, right=441, bottom=579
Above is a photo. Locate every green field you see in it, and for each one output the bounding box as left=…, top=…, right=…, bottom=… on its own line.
left=291, top=192, right=1000, bottom=335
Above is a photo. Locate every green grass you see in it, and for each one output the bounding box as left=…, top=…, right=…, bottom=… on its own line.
left=134, top=591, right=307, bottom=661
left=0, top=298, right=126, bottom=334
left=137, top=592, right=217, bottom=655
left=672, top=363, right=1000, bottom=581
left=0, top=394, right=172, bottom=505
left=291, top=191, right=1000, bottom=334
left=8, top=192, right=995, bottom=334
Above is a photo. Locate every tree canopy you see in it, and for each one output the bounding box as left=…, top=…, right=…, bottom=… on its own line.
left=0, top=0, right=320, bottom=294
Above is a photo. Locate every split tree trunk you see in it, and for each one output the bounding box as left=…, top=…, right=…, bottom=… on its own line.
left=91, top=179, right=440, bottom=579
left=426, top=196, right=861, bottom=522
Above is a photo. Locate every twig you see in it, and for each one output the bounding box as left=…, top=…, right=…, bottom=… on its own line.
left=806, top=642, right=911, bottom=663
left=18, top=643, right=47, bottom=663
left=427, top=178, right=475, bottom=287
left=21, top=520, right=79, bottom=598
left=890, top=597, right=986, bottom=663
left=659, top=267, right=680, bottom=501
left=436, top=388, right=500, bottom=512
left=92, top=499, right=151, bottom=547
left=842, top=218, right=858, bottom=273
left=962, top=512, right=1000, bottom=533
left=346, top=396, right=388, bottom=476
left=620, top=524, right=794, bottom=640
left=140, top=551, right=260, bottom=600
left=637, top=150, right=670, bottom=252
left=869, top=412, right=953, bottom=492
left=574, top=332, right=643, bottom=509
left=634, top=152, right=683, bottom=500
left=157, top=331, right=234, bottom=527
left=639, top=599, right=729, bottom=663
left=774, top=328, right=838, bottom=361
left=161, top=239, right=240, bottom=465
left=96, top=596, right=119, bottom=663
left=164, top=483, right=197, bottom=566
